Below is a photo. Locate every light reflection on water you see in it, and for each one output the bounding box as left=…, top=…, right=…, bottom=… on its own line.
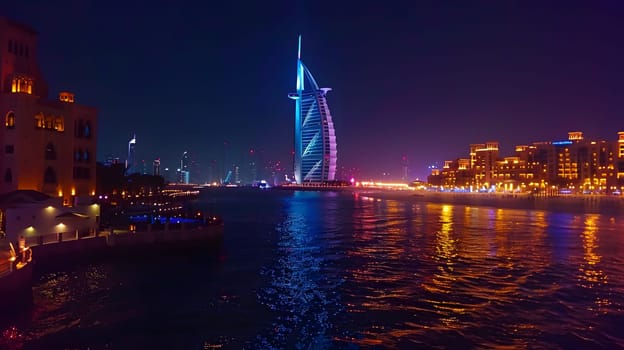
left=256, top=191, right=340, bottom=349
left=2, top=189, right=624, bottom=349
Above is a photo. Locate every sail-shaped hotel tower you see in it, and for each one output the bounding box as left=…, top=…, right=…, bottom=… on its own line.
left=288, top=36, right=337, bottom=184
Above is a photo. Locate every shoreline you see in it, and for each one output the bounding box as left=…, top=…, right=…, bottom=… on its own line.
left=209, top=186, right=624, bottom=215
left=355, top=189, right=624, bottom=215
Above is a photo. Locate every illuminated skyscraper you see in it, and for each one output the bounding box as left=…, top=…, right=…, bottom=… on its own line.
left=288, top=36, right=337, bottom=183
left=179, top=151, right=190, bottom=184
left=125, top=133, right=136, bottom=175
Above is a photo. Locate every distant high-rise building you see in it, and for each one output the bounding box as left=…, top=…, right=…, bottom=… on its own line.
left=401, top=155, right=409, bottom=182
left=163, top=167, right=171, bottom=183
left=126, top=133, right=136, bottom=175
left=153, top=158, right=161, bottom=176
left=0, top=17, right=98, bottom=204
left=234, top=165, right=240, bottom=184
left=178, top=151, right=190, bottom=184
left=288, top=35, right=337, bottom=183
left=222, top=141, right=229, bottom=183
left=208, top=159, right=217, bottom=184
left=247, top=148, right=258, bottom=184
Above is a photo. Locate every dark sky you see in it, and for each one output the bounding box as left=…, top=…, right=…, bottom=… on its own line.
left=5, top=1, right=624, bottom=181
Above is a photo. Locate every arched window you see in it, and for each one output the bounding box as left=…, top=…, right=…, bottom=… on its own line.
left=84, top=149, right=90, bottom=162
left=4, top=169, right=12, bottom=183
left=44, top=114, right=53, bottom=129
left=10, top=77, right=33, bottom=94
left=54, top=116, right=64, bottom=132
left=45, top=143, right=56, bottom=160
left=35, top=112, right=44, bottom=128
left=5, top=112, right=15, bottom=128
left=84, top=121, right=91, bottom=138
left=44, top=167, right=57, bottom=184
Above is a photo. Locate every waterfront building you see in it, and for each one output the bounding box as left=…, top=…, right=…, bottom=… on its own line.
left=430, top=131, right=624, bottom=194
left=491, top=156, right=533, bottom=192
left=0, top=190, right=99, bottom=246
left=0, top=18, right=97, bottom=205
left=288, top=36, right=337, bottom=183
left=472, top=142, right=499, bottom=189
left=618, top=132, right=624, bottom=185
left=437, top=159, right=472, bottom=189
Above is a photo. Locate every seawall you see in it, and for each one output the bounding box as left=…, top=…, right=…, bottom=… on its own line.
left=26, top=224, right=223, bottom=271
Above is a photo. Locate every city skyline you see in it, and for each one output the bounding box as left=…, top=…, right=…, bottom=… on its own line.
left=3, top=1, right=624, bottom=181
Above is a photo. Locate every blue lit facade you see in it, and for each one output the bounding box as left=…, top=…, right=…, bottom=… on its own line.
left=288, top=36, right=337, bottom=183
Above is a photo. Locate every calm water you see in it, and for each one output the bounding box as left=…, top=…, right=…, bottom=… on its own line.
left=2, top=188, right=624, bottom=349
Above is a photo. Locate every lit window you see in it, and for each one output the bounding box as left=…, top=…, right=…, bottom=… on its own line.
left=5, top=112, right=15, bottom=128
left=54, top=116, right=64, bottom=132
left=10, top=77, right=33, bottom=94
left=44, top=115, right=53, bottom=129
left=35, top=113, right=44, bottom=128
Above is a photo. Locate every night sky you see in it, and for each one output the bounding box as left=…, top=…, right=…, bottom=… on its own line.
left=5, top=1, right=624, bottom=181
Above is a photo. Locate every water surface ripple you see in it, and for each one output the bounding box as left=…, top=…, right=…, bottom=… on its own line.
left=2, top=189, right=623, bottom=349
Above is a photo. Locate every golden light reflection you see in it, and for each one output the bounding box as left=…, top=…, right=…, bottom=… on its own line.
left=578, top=215, right=609, bottom=311
left=436, top=205, right=456, bottom=267
left=460, top=207, right=492, bottom=260
left=344, top=198, right=610, bottom=347
left=423, top=204, right=457, bottom=297
left=526, top=211, right=550, bottom=270
left=494, top=208, right=511, bottom=259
